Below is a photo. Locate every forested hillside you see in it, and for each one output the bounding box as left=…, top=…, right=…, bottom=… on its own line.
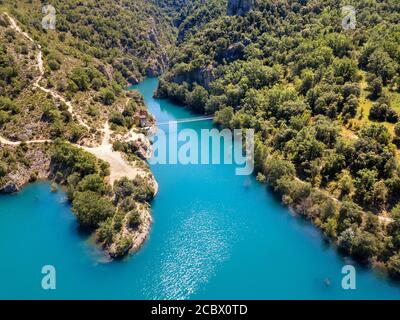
left=2, top=0, right=400, bottom=275
left=0, top=0, right=162, bottom=258
left=154, top=0, right=226, bottom=41
left=157, top=0, right=400, bottom=278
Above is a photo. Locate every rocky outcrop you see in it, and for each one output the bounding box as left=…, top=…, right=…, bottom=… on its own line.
left=107, top=204, right=153, bottom=259
left=146, top=50, right=169, bottom=77
left=227, top=0, right=255, bottom=16
left=220, top=42, right=246, bottom=62
left=127, top=75, right=140, bottom=85
left=1, top=181, right=19, bottom=193
left=171, top=65, right=215, bottom=90
left=0, top=146, right=51, bottom=194
left=97, top=64, right=113, bottom=81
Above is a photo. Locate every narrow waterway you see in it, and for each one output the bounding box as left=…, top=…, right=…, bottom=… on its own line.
left=0, top=78, right=399, bottom=299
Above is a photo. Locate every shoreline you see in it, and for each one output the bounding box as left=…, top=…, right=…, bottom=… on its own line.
left=0, top=131, right=158, bottom=261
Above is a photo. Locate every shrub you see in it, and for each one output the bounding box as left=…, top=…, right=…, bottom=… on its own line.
left=394, top=123, right=400, bottom=138
left=51, top=141, right=99, bottom=178
left=0, top=161, right=8, bottom=177
left=72, top=191, right=115, bottom=229
left=128, top=211, right=141, bottom=228
left=263, top=156, right=296, bottom=188
left=351, top=231, right=380, bottom=263
left=214, top=106, right=234, bottom=128
left=77, top=174, right=109, bottom=195
left=0, top=110, right=9, bottom=125
left=367, top=76, right=383, bottom=98
left=100, top=88, right=115, bottom=106
left=114, top=177, right=154, bottom=203
left=369, top=103, right=398, bottom=123
left=109, top=111, right=125, bottom=126
left=387, top=253, right=400, bottom=279
left=48, top=59, right=60, bottom=71
left=113, top=236, right=133, bottom=257
left=50, top=182, right=58, bottom=193
left=96, top=218, right=114, bottom=246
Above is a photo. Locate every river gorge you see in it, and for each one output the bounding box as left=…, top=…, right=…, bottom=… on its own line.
left=0, top=78, right=399, bottom=299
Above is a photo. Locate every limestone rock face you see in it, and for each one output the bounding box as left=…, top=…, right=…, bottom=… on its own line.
left=1, top=181, right=19, bottom=193
left=171, top=65, right=215, bottom=90
left=227, top=0, right=255, bottom=16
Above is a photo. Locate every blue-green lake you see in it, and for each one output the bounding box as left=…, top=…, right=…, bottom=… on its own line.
left=0, top=77, right=399, bottom=299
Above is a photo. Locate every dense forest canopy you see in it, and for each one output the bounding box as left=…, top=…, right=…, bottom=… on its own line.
left=157, top=0, right=400, bottom=278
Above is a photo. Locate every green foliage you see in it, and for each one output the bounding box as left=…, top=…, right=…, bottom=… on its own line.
left=369, top=103, right=398, bottom=123
left=395, top=123, right=400, bottom=138
left=367, top=76, right=383, bottom=99
left=351, top=231, right=380, bottom=263
left=48, top=59, right=60, bottom=71
left=0, top=160, right=7, bottom=177
left=387, top=253, right=400, bottom=279
left=51, top=140, right=100, bottom=179
left=156, top=0, right=400, bottom=270
left=100, top=88, right=116, bottom=106
left=214, top=106, right=234, bottom=128
left=96, top=218, right=114, bottom=246
left=109, top=111, right=125, bottom=127
left=114, top=176, right=154, bottom=203
left=185, top=84, right=209, bottom=112
left=72, top=191, right=115, bottom=229
left=263, top=156, right=295, bottom=188
left=113, top=236, right=133, bottom=257
left=77, top=174, right=109, bottom=195
left=128, top=211, right=141, bottom=229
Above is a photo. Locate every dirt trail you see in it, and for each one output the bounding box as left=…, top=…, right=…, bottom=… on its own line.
left=83, top=122, right=147, bottom=185
left=0, top=136, right=19, bottom=145
left=3, top=12, right=90, bottom=130
left=0, top=135, right=50, bottom=145
left=1, top=13, right=154, bottom=190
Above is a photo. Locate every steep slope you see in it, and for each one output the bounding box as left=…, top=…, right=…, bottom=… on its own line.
left=157, top=0, right=400, bottom=278
left=153, top=0, right=226, bottom=42
left=0, top=0, right=166, bottom=258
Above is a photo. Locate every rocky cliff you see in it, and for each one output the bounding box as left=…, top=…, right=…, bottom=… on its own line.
left=227, top=0, right=255, bottom=16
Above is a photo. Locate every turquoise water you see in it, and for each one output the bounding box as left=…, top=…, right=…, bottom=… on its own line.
left=0, top=78, right=399, bottom=299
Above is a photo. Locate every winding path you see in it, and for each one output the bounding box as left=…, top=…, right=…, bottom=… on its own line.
left=3, top=12, right=90, bottom=130
left=82, top=122, right=146, bottom=185
left=1, top=12, right=153, bottom=189
left=0, top=136, right=50, bottom=145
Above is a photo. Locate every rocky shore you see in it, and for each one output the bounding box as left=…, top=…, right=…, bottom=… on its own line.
left=0, top=131, right=158, bottom=261
left=0, top=144, right=51, bottom=193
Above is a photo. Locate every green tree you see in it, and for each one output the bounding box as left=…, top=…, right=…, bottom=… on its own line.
left=214, top=106, right=234, bottom=128
left=70, top=67, right=90, bottom=91
left=101, top=88, right=116, bottom=106
left=351, top=231, right=380, bottom=263
left=72, top=191, right=115, bottom=229
left=367, top=50, right=396, bottom=85
left=186, top=85, right=209, bottom=112
left=354, top=169, right=378, bottom=207
left=394, top=122, right=400, bottom=138
left=263, top=156, right=295, bottom=188
left=96, top=218, right=114, bottom=245
left=77, top=174, right=109, bottom=195
left=367, top=76, right=383, bottom=99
